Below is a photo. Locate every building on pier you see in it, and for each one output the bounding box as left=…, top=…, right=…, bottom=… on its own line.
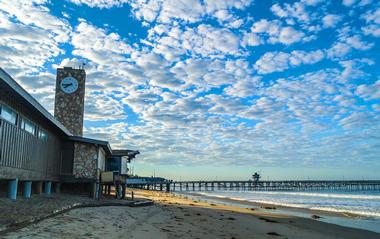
left=0, top=67, right=139, bottom=200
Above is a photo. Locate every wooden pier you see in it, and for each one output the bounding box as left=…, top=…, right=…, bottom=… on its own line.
left=127, top=180, right=380, bottom=192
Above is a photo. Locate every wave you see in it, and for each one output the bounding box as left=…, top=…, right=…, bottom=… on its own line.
left=244, top=191, right=380, bottom=200
left=194, top=191, right=380, bottom=218
left=201, top=190, right=380, bottom=200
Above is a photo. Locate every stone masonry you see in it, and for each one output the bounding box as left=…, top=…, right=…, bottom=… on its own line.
left=73, top=142, right=98, bottom=180
left=54, top=67, right=86, bottom=136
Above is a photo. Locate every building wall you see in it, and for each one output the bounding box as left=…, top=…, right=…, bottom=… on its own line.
left=0, top=87, right=63, bottom=181
left=73, top=142, right=99, bottom=180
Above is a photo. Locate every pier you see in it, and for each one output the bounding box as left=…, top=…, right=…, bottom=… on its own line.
left=127, top=180, right=380, bottom=192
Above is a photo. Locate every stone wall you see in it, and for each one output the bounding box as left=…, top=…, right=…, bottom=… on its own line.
left=73, top=142, right=98, bottom=180
left=54, top=68, right=86, bottom=136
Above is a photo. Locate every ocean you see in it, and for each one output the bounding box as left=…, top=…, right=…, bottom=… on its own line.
left=180, top=190, right=380, bottom=233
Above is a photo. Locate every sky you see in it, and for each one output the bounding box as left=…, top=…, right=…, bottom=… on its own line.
left=0, top=0, right=379, bottom=181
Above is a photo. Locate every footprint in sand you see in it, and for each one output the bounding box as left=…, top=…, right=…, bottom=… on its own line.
left=267, top=232, right=282, bottom=236
left=259, top=217, right=278, bottom=223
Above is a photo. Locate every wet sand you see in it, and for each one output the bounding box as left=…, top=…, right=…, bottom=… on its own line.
left=3, top=190, right=380, bottom=239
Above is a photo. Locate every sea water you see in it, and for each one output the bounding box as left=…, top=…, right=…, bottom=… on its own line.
left=184, top=190, right=380, bottom=233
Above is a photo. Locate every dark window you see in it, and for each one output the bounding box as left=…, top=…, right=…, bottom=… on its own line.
left=107, top=157, right=120, bottom=172
left=38, top=129, right=48, bottom=141
left=21, top=118, right=36, bottom=135
left=0, top=104, right=17, bottom=125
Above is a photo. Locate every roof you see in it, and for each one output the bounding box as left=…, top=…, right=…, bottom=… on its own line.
left=69, top=137, right=139, bottom=159
left=0, top=68, right=72, bottom=136
left=69, top=136, right=112, bottom=155
left=112, top=150, right=140, bottom=158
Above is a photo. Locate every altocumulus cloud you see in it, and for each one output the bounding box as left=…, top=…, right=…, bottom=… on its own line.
left=0, top=0, right=379, bottom=170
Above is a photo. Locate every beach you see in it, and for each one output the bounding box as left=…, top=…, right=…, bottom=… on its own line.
left=2, top=190, right=380, bottom=239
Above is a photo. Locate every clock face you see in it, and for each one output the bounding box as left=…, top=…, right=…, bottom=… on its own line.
left=60, top=76, right=79, bottom=94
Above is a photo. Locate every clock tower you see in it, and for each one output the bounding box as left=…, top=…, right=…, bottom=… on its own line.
left=54, top=67, right=86, bottom=136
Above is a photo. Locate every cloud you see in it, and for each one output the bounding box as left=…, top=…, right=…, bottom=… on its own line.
left=356, top=79, right=380, bottom=100
left=254, top=50, right=325, bottom=74
left=322, top=14, right=342, bottom=28
left=0, top=0, right=71, bottom=112
left=361, top=7, right=380, bottom=37
left=147, top=24, right=242, bottom=60
left=71, top=20, right=132, bottom=64
left=1, top=0, right=379, bottom=171
left=249, top=19, right=306, bottom=45
left=271, top=2, right=312, bottom=24
left=0, top=0, right=70, bottom=75
left=327, top=29, right=374, bottom=59
left=224, top=77, right=262, bottom=98
left=129, top=0, right=252, bottom=25
left=342, top=0, right=357, bottom=7
left=67, top=0, right=128, bottom=8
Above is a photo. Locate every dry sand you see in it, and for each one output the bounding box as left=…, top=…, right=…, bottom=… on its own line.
left=3, top=189, right=380, bottom=239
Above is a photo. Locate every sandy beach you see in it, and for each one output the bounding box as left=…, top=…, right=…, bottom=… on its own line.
left=2, top=189, right=380, bottom=239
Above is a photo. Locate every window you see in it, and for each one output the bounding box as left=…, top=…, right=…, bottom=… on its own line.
left=0, top=104, right=17, bottom=125
left=21, top=118, right=36, bottom=135
left=38, top=129, right=48, bottom=141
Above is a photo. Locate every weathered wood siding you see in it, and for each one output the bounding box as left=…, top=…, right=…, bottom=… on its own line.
left=0, top=79, right=65, bottom=181
left=0, top=119, right=62, bottom=181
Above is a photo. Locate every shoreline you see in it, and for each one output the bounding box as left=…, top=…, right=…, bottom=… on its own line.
left=2, top=190, right=380, bottom=239
left=179, top=191, right=359, bottom=218
left=131, top=189, right=380, bottom=238
left=176, top=191, right=380, bottom=234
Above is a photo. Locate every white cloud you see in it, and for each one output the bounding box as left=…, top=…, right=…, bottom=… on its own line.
left=361, top=7, right=380, bottom=37
left=242, top=32, right=262, bottom=47
left=342, top=0, right=357, bottom=7
left=278, top=26, right=305, bottom=44
left=68, top=0, right=128, bottom=8
left=148, top=24, right=241, bottom=60
left=254, top=50, right=325, bottom=74
left=271, top=2, right=311, bottom=23
left=0, top=0, right=71, bottom=112
left=129, top=0, right=252, bottom=25
left=327, top=30, right=374, bottom=59
left=322, top=14, right=342, bottom=28
left=0, top=0, right=70, bottom=75
left=224, top=77, right=261, bottom=98
left=1, top=0, right=379, bottom=171
left=356, top=79, right=380, bottom=100
left=72, top=21, right=132, bottom=62
left=250, top=19, right=306, bottom=45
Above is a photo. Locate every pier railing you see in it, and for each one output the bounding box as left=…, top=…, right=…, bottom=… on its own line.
left=126, top=180, right=380, bottom=192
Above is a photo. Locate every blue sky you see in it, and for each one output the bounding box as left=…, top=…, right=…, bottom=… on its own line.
left=0, top=0, right=379, bottom=180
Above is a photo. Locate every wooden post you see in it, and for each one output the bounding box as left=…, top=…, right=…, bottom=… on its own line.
left=122, top=185, right=126, bottom=199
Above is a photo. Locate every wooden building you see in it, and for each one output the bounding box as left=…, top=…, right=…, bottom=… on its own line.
left=0, top=67, right=138, bottom=200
